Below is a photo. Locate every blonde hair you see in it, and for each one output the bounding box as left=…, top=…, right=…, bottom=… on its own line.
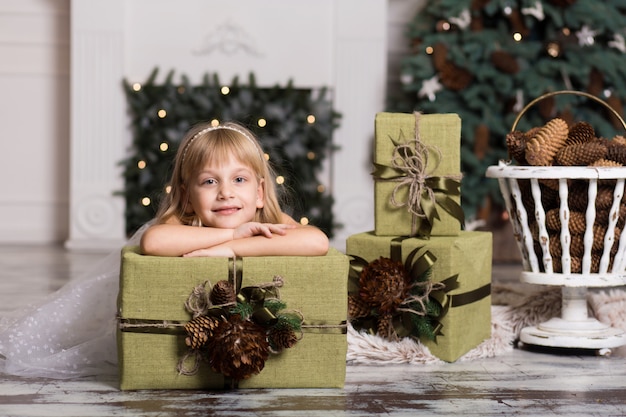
left=155, top=122, right=283, bottom=226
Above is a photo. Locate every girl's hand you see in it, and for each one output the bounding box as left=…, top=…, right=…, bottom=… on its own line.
left=233, top=222, right=296, bottom=239
left=183, top=246, right=235, bottom=258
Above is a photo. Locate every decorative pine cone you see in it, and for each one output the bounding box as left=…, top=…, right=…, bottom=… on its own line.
left=613, top=135, right=626, bottom=146
left=606, top=141, right=626, bottom=165
left=205, top=315, right=270, bottom=381
left=568, top=183, right=615, bottom=211
left=268, top=326, right=298, bottom=352
left=184, top=315, right=222, bottom=349
left=566, top=121, right=595, bottom=146
left=491, top=50, right=519, bottom=74
left=525, top=118, right=569, bottom=166
left=590, top=158, right=622, bottom=167
left=549, top=234, right=585, bottom=259
left=545, top=209, right=586, bottom=234
left=554, top=142, right=607, bottom=166
left=592, top=225, right=621, bottom=252
left=506, top=130, right=527, bottom=164
left=439, top=61, right=473, bottom=91
left=359, top=257, right=411, bottom=316
left=348, top=294, right=371, bottom=319
left=376, top=314, right=396, bottom=341
left=209, top=280, right=236, bottom=306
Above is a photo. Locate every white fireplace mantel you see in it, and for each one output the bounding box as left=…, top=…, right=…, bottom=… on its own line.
left=67, top=0, right=387, bottom=252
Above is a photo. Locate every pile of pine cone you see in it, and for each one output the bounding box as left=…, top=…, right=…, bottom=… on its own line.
left=183, top=280, right=299, bottom=382
left=506, top=118, right=626, bottom=273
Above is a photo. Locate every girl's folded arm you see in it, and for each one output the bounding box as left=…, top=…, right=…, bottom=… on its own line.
left=140, top=223, right=234, bottom=257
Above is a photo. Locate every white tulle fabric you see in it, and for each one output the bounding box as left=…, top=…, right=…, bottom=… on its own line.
left=0, top=226, right=147, bottom=379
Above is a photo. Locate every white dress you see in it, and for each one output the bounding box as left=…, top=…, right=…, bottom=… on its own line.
left=0, top=227, right=146, bottom=379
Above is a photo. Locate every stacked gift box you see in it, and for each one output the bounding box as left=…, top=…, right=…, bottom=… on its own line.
left=346, top=112, right=493, bottom=362
left=117, top=246, right=349, bottom=390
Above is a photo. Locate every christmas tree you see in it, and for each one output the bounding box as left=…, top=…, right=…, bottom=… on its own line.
left=393, top=0, right=626, bottom=223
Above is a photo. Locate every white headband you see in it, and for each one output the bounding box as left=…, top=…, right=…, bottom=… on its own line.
left=181, top=123, right=260, bottom=163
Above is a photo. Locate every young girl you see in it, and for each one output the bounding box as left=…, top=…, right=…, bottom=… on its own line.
left=0, top=122, right=329, bottom=379
left=140, top=121, right=329, bottom=258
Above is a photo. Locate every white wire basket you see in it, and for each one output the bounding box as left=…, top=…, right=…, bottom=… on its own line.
left=486, top=90, right=626, bottom=351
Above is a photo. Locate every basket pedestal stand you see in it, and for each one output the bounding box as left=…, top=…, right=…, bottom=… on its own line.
left=518, top=284, right=626, bottom=353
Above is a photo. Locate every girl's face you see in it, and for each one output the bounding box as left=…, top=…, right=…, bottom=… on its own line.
left=186, top=155, right=264, bottom=228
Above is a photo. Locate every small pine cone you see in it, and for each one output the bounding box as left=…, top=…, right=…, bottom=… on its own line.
left=506, top=130, right=527, bottom=164
left=348, top=294, right=371, bottom=319
left=606, top=141, right=626, bottom=165
left=592, top=225, right=621, bottom=252
left=359, top=257, right=411, bottom=316
left=525, top=118, right=569, bottom=166
left=553, top=257, right=582, bottom=274
left=549, top=234, right=562, bottom=258
left=613, top=135, right=626, bottom=146
left=545, top=209, right=586, bottom=234
left=568, top=234, right=585, bottom=258
left=209, top=280, right=236, bottom=306
left=206, top=315, right=270, bottom=381
left=184, top=315, right=222, bottom=349
left=566, top=121, right=595, bottom=146
left=568, top=183, right=615, bottom=211
left=596, top=186, right=618, bottom=210
left=491, top=50, right=519, bottom=74
left=376, top=314, right=396, bottom=341
left=439, top=61, right=473, bottom=91
left=554, top=142, right=607, bottom=166
left=590, top=158, right=622, bottom=167
left=595, top=204, right=626, bottom=227
left=549, top=234, right=585, bottom=259
left=268, top=326, right=298, bottom=351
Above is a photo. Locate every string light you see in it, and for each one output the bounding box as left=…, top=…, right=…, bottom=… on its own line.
left=257, top=118, right=267, bottom=128
left=317, top=184, right=325, bottom=193
left=307, top=115, right=316, bottom=124
left=513, top=33, right=523, bottom=42
left=210, top=119, right=220, bottom=126
left=221, top=86, right=230, bottom=95
left=299, top=217, right=309, bottom=225
left=307, top=151, right=316, bottom=160
left=425, top=46, right=434, bottom=54
left=132, top=83, right=142, bottom=92
left=137, top=160, right=147, bottom=169
left=165, top=185, right=172, bottom=194
left=157, top=109, right=167, bottom=118
left=177, top=86, right=186, bottom=94
left=141, top=197, right=151, bottom=206
left=275, top=176, right=285, bottom=185
left=159, top=142, right=169, bottom=152
left=263, top=153, right=270, bottom=161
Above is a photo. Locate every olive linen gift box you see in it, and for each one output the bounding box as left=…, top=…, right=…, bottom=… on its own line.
left=374, top=112, right=463, bottom=237
left=346, top=231, right=492, bottom=362
left=117, top=246, right=349, bottom=390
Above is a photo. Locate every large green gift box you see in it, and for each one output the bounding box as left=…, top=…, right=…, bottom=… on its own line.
left=374, top=112, right=462, bottom=237
left=346, top=231, right=492, bottom=362
left=117, top=246, right=349, bottom=390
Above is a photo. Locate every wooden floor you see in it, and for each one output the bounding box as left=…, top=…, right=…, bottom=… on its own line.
left=1, top=244, right=626, bottom=417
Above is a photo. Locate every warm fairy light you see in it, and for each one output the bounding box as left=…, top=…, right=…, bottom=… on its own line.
left=137, top=160, right=147, bottom=169
left=263, top=153, right=270, bottom=161
left=307, top=114, right=316, bottom=124
left=221, top=86, right=230, bottom=95
left=141, top=197, right=151, bottom=206
left=299, top=217, right=309, bottom=226
left=317, top=184, right=325, bottom=193
left=307, top=151, right=316, bottom=160
left=177, top=86, right=186, bottom=94
left=257, top=118, right=267, bottom=128
left=546, top=42, right=560, bottom=58
left=165, top=185, right=172, bottom=194
left=513, top=33, right=523, bottom=42
left=425, top=46, right=434, bottom=54
left=157, top=109, right=167, bottom=118
left=159, top=142, right=169, bottom=152
left=210, top=119, right=220, bottom=126
left=132, top=83, right=142, bottom=92
left=276, top=176, right=285, bottom=185
left=562, top=27, right=571, bottom=36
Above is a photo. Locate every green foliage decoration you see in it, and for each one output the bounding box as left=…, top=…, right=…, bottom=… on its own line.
left=119, top=68, right=341, bottom=237
left=391, top=0, right=626, bottom=221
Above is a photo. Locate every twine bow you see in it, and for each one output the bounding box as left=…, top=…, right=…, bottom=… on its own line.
left=372, top=112, right=464, bottom=237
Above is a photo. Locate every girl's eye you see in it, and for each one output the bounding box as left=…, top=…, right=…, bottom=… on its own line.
left=234, top=177, right=246, bottom=183
left=202, top=178, right=216, bottom=185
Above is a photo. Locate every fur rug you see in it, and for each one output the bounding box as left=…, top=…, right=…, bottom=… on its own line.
left=347, top=283, right=626, bottom=364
